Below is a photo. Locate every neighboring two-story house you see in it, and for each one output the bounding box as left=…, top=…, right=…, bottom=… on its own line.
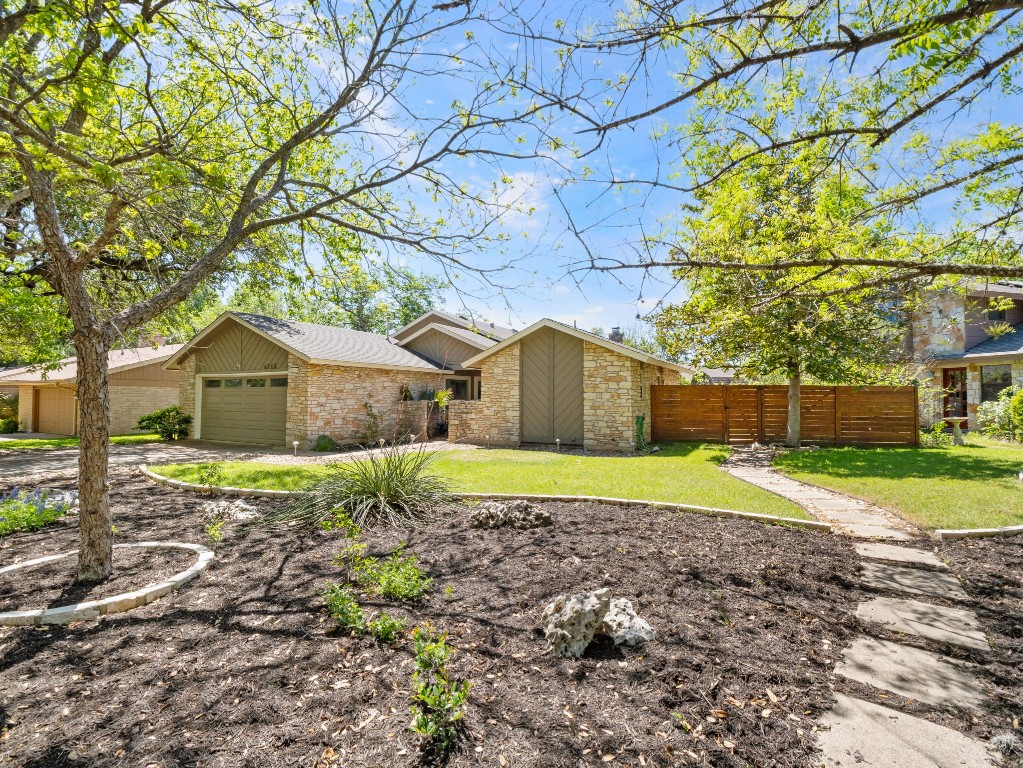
left=910, top=282, right=1023, bottom=430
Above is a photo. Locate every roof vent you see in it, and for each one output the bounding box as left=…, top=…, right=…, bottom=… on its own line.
left=609, top=327, right=624, bottom=343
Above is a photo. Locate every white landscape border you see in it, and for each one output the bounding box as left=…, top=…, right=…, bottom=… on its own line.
left=0, top=541, right=214, bottom=627
left=138, top=464, right=831, bottom=532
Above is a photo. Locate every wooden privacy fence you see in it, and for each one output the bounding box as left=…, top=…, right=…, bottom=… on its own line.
left=650, top=385, right=919, bottom=447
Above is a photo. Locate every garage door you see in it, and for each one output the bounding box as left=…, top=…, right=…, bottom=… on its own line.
left=200, top=376, right=287, bottom=445
left=520, top=327, right=584, bottom=444
left=37, top=387, right=76, bottom=435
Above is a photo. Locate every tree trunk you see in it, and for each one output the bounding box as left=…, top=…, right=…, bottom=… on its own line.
left=786, top=367, right=801, bottom=448
left=74, top=330, right=113, bottom=582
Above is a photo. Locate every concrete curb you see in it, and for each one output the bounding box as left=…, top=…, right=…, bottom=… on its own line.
left=139, top=465, right=830, bottom=532
left=0, top=541, right=214, bottom=627
left=935, top=523, right=1023, bottom=540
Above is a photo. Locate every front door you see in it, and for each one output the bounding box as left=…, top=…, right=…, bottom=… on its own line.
left=942, top=367, right=968, bottom=429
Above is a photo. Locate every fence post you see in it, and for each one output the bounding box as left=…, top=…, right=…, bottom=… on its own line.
left=722, top=385, right=729, bottom=443
left=913, top=385, right=920, bottom=447
left=757, top=386, right=765, bottom=444
left=834, top=386, right=842, bottom=447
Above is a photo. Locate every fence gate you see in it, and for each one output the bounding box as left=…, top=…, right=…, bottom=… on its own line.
left=650, top=385, right=918, bottom=447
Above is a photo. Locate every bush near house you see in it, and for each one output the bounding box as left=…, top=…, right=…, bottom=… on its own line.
left=0, top=417, right=18, bottom=434
left=0, top=392, right=18, bottom=420
left=137, top=406, right=192, bottom=441
left=977, top=386, right=1021, bottom=440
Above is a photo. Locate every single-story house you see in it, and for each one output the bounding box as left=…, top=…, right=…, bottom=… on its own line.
left=164, top=311, right=513, bottom=446
left=0, top=343, right=182, bottom=435
left=449, top=319, right=694, bottom=451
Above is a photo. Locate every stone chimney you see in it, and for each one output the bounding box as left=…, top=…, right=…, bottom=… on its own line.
left=609, top=326, right=624, bottom=343
left=151, top=334, right=167, bottom=348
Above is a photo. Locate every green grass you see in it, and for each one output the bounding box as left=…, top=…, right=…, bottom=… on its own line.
left=774, top=435, right=1023, bottom=530
left=0, top=433, right=162, bottom=451
left=155, top=443, right=809, bottom=519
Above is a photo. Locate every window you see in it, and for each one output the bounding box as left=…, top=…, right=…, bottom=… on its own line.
left=246, top=378, right=266, bottom=387
left=988, top=308, right=1007, bottom=322
left=204, top=379, right=221, bottom=388
left=981, top=364, right=1012, bottom=402
left=270, top=377, right=288, bottom=388
left=943, top=368, right=968, bottom=419
left=224, top=378, right=242, bottom=388
left=445, top=378, right=469, bottom=400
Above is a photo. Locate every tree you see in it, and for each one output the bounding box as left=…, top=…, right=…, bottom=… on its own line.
left=538, top=0, right=1023, bottom=287
left=653, top=149, right=906, bottom=445
left=0, top=0, right=558, bottom=581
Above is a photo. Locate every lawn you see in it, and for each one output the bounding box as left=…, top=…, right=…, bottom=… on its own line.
left=0, top=433, right=161, bottom=451
left=156, top=442, right=810, bottom=518
left=774, top=435, right=1023, bottom=530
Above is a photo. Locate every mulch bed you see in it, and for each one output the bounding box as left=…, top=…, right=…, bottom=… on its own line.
left=0, top=468, right=1014, bottom=767
left=0, top=541, right=194, bottom=612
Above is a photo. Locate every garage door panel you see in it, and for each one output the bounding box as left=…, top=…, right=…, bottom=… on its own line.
left=37, top=388, right=76, bottom=435
left=520, top=328, right=583, bottom=445
left=200, top=376, right=286, bottom=445
left=552, top=335, right=583, bottom=444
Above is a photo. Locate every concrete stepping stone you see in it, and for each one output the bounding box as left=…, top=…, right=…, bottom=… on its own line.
left=819, top=509, right=895, bottom=526
left=860, top=561, right=968, bottom=600
left=817, top=692, right=996, bottom=767
left=856, top=542, right=946, bottom=568
left=835, top=636, right=985, bottom=708
left=857, top=597, right=989, bottom=651
left=844, top=523, right=914, bottom=540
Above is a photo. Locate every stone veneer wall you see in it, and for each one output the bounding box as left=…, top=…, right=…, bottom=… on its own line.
left=445, top=343, right=521, bottom=446
left=176, top=355, right=197, bottom=419
left=396, top=400, right=429, bottom=440
left=17, top=385, right=33, bottom=432
left=299, top=362, right=443, bottom=446
left=583, top=343, right=637, bottom=451
left=911, top=291, right=967, bottom=360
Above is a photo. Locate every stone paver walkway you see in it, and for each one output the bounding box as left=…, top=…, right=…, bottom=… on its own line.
left=721, top=447, right=916, bottom=539
left=820, top=541, right=998, bottom=766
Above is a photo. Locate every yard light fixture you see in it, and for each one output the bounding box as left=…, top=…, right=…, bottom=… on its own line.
left=292, top=440, right=299, bottom=456
left=378, top=438, right=386, bottom=448
left=485, top=434, right=490, bottom=449
left=556, top=438, right=560, bottom=452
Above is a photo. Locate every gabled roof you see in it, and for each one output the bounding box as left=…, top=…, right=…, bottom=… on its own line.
left=390, top=310, right=515, bottom=343
left=461, top=318, right=695, bottom=373
left=0, top=344, right=183, bottom=385
left=396, top=322, right=498, bottom=351
left=164, top=312, right=443, bottom=372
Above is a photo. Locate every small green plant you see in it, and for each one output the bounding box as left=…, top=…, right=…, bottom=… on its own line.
left=1010, top=389, right=1023, bottom=442
left=919, top=421, right=952, bottom=448
left=136, top=406, right=192, bottom=440
left=322, top=583, right=366, bottom=633
left=434, top=389, right=453, bottom=409
left=410, top=624, right=470, bottom=759
left=444, top=585, right=455, bottom=600
left=0, top=488, right=71, bottom=536
left=368, top=612, right=407, bottom=643
left=195, top=462, right=225, bottom=487
left=313, top=434, right=341, bottom=452
left=354, top=544, right=432, bottom=601
left=0, top=416, right=18, bottom=434
left=417, top=388, right=437, bottom=402
left=205, top=516, right=226, bottom=546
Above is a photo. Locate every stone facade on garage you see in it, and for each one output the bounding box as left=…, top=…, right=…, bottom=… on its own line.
left=449, top=321, right=688, bottom=452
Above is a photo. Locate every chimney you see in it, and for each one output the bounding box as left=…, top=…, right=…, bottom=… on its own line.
left=609, top=326, right=624, bottom=343
left=151, top=334, right=166, bottom=348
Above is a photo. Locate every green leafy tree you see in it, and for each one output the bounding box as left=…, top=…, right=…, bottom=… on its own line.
left=0, top=0, right=557, bottom=581
left=654, top=149, right=907, bottom=445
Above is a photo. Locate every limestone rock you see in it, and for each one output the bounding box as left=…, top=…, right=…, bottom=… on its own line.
left=202, top=499, right=259, bottom=522
left=470, top=500, right=552, bottom=530
left=598, top=597, right=656, bottom=647
left=541, top=588, right=612, bottom=658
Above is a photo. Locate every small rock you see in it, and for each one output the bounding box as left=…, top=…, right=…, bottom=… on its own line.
left=598, top=597, right=656, bottom=647
left=541, top=588, right=611, bottom=658
left=470, top=500, right=551, bottom=530
left=201, top=499, right=259, bottom=522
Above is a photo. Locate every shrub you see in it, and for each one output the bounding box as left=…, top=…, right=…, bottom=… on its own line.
left=410, top=624, right=471, bottom=759
left=359, top=402, right=381, bottom=445
left=1010, top=389, right=1023, bottom=442
left=0, top=392, right=17, bottom=420
left=978, top=386, right=1020, bottom=440
left=354, top=544, right=432, bottom=602
left=313, top=434, right=341, bottom=452
left=0, top=488, right=71, bottom=536
left=259, top=443, right=460, bottom=529
left=136, top=406, right=192, bottom=440
left=919, top=421, right=952, bottom=448
left=195, top=462, right=225, bottom=488
left=322, top=583, right=366, bottom=633
left=205, top=516, right=226, bottom=546
left=369, top=612, right=407, bottom=643
left=0, top=417, right=18, bottom=434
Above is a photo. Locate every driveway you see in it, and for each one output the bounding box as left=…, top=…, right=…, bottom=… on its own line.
left=0, top=442, right=261, bottom=480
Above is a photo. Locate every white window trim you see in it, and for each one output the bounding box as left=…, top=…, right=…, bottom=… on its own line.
left=443, top=375, right=474, bottom=400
